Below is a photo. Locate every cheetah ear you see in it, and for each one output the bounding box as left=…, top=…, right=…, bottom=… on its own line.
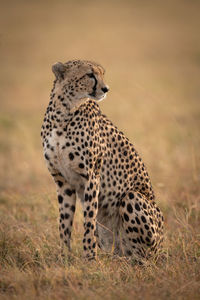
left=52, top=62, right=66, bottom=80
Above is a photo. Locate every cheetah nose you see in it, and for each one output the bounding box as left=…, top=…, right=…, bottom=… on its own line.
left=101, top=86, right=109, bottom=93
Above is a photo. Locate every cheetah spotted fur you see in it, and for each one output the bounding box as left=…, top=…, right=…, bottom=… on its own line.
left=41, top=60, right=164, bottom=261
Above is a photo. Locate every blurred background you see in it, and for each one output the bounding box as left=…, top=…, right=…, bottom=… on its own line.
left=0, top=0, right=200, bottom=211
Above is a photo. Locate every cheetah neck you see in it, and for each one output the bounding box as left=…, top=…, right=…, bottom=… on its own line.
left=52, top=80, right=90, bottom=113
left=47, top=81, right=90, bottom=126
left=46, top=91, right=100, bottom=136
left=44, top=80, right=101, bottom=135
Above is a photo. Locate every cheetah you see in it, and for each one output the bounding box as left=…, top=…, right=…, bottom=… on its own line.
left=41, top=59, right=164, bottom=261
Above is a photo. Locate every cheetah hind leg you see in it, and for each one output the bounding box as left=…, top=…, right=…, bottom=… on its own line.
left=119, top=191, right=164, bottom=261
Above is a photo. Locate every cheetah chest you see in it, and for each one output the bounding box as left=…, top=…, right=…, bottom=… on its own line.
left=45, top=129, right=84, bottom=189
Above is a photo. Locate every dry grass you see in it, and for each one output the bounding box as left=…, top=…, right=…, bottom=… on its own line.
left=0, top=0, right=200, bottom=299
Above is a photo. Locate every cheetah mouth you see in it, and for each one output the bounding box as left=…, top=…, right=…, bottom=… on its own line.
left=96, top=94, right=107, bottom=102
left=88, top=91, right=96, bottom=97
left=89, top=93, right=107, bottom=102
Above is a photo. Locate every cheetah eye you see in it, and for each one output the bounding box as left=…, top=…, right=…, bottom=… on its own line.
left=87, top=73, right=94, bottom=78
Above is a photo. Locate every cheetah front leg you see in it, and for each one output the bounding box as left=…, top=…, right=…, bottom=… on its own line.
left=54, top=175, right=76, bottom=254
left=82, top=173, right=99, bottom=260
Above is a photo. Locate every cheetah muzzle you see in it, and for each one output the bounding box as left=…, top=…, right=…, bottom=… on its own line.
left=41, top=59, right=164, bottom=261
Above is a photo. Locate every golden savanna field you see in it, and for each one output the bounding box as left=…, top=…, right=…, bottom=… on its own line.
left=0, top=0, right=200, bottom=299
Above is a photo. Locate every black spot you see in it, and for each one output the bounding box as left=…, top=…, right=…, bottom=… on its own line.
left=44, top=153, right=49, bottom=160
left=146, top=237, right=150, bottom=243
left=129, top=192, right=134, bottom=199
left=65, top=189, right=73, bottom=196
left=127, top=203, right=133, bottom=213
left=140, top=236, right=145, bottom=244
left=135, top=203, right=140, bottom=211
left=71, top=205, right=75, bottom=212
left=135, top=217, right=140, bottom=225
left=121, top=201, right=125, bottom=208
left=79, top=163, right=84, bottom=169
left=57, top=180, right=63, bottom=187
left=58, top=195, right=63, bottom=204
left=56, top=131, right=62, bottom=136
left=65, top=213, right=70, bottom=219
left=128, top=226, right=133, bottom=232
left=156, top=207, right=160, bottom=213
left=141, top=216, right=147, bottom=223
left=65, top=228, right=70, bottom=236
left=133, top=227, right=138, bottom=233
left=89, top=211, right=94, bottom=218
left=121, top=192, right=126, bottom=199
left=84, top=229, right=90, bottom=236
left=87, top=222, right=91, bottom=227
left=124, top=213, right=129, bottom=222
left=69, top=153, right=74, bottom=160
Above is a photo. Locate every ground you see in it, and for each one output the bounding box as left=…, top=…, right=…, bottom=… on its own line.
left=0, top=0, right=200, bottom=299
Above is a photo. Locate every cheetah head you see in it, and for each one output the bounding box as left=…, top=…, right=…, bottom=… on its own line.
left=52, top=60, right=109, bottom=108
